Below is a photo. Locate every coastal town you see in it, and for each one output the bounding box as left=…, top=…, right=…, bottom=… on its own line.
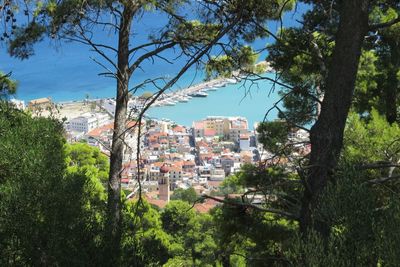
left=8, top=72, right=309, bottom=212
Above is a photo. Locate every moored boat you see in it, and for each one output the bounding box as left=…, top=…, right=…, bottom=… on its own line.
left=192, top=91, right=208, bottom=97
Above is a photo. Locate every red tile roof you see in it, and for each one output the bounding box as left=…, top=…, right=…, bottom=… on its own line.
left=194, top=198, right=220, bottom=213
left=87, top=120, right=141, bottom=137
left=145, top=197, right=167, bottom=209
left=172, top=125, right=185, bottom=132
left=87, top=122, right=114, bottom=137
left=121, top=178, right=130, bottom=183
left=183, top=160, right=195, bottom=166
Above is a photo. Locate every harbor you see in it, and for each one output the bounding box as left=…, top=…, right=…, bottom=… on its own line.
left=152, top=77, right=242, bottom=107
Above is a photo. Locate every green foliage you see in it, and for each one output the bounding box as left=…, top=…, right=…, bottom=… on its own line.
left=162, top=200, right=196, bottom=237
left=8, top=22, right=46, bottom=59
left=287, top=110, right=400, bottom=265
left=353, top=50, right=380, bottom=115
left=65, top=142, right=109, bottom=183
left=173, top=20, right=222, bottom=48
left=288, top=163, right=400, bottom=266
left=267, top=27, right=334, bottom=126
left=344, top=110, right=400, bottom=165
left=163, top=257, right=191, bottom=267
left=254, top=62, right=268, bottom=74
left=223, top=0, right=295, bottom=42
left=210, top=162, right=301, bottom=266
left=206, top=55, right=234, bottom=79
left=0, top=102, right=105, bottom=266
left=171, top=187, right=198, bottom=203
left=160, top=200, right=218, bottom=265
left=205, top=46, right=258, bottom=79
left=212, top=202, right=296, bottom=266
left=122, top=200, right=171, bottom=266
left=219, top=174, right=245, bottom=194
left=256, top=120, right=289, bottom=153
left=0, top=72, right=17, bottom=97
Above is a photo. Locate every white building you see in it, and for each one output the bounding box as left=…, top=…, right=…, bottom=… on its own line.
left=210, top=168, right=225, bottom=181
left=239, top=134, right=251, bottom=151
left=9, top=99, right=25, bottom=110
left=68, top=112, right=109, bottom=133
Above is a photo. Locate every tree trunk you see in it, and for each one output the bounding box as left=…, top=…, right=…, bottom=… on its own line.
left=385, top=70, right=398, bottom=124
left=385, top=43, right=399, bottom=124
left=105, top=4, right=135, bottom=264
left=299, top=0, right=370, bottom=236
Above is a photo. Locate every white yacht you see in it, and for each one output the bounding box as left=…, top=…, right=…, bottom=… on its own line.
left=192, top=91, right=208, bottom=97
left=213, top=82, right=226, bottom=88
left=164, top=100, right=176, bottom=106
left=226, top=78, right=237, bottom=84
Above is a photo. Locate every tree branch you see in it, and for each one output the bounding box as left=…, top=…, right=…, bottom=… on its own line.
left=366, top=175, right=400, bottom=184
left=201, top=194, right=299, bottom=221
left=357, top=162, right=400, bottom=170
left=369, top=16, right=400, bottom=31
left=128, top=42, right=177, bottom=74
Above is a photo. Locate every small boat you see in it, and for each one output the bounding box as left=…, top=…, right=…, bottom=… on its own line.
left=164, top=100, right=176, bottom=106
left=177, top=96, right=188, bottom=103
left=179, top=96, right=190, bottom=102
left=226, top=78, right=237, bottom=84
left=213, top=82, right=226, bottom=88
left=207, top=87, right=218, bottom=91
left=192, top=91, right=208, bottom=97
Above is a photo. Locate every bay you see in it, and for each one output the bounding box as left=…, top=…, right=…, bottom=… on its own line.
left=146, top=74, right=282, bottom=127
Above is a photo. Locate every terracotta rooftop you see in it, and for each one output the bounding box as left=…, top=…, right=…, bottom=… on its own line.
left=194, top=198, right=221, bottom=213
left=172, top=125, right=186, bottom=133
left=145, top=196, right=167, bottom=209
left=169, top=166, right=182, bottom=172
left=183, top=160, right=195, bottom=166
left=87, top=122, right=114, bottom=137
left=196, top=141, right=209, bottom=147
left=152, top=162, right=165, bottom=168
left=204, top=129, right=216, bottom=136
left=87, top=120, right=140, bottom=137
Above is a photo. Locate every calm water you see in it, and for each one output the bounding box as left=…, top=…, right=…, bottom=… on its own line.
left=147, top=75, right=281, bottom=127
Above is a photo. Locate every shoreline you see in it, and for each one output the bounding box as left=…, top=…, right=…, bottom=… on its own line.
left=55, top=75, right=241, bottom=107
left=53, top=62, right=273, bottom=106
left=21, top=68, right=274, bottom=122
left=14, top=70, right=278, bottom=128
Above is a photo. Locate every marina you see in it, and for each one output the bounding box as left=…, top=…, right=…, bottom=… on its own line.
left=151, top=76, right=241, bottom=107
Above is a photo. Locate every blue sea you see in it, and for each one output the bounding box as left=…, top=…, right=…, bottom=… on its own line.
left=0, top=4, right=306, bottom=127
left=147, top=76, right=282, bottom=127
